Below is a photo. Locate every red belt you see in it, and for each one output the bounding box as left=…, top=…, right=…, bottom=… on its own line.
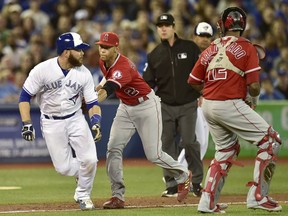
left=129, top=95, right=149, bottom=106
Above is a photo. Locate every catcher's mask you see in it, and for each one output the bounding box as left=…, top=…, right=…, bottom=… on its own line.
left=217, top=7, right=247, bottom=37
left=56, top=32, right=90, bottom=55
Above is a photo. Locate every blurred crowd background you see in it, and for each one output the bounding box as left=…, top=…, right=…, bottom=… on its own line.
left=0, top=0, right=287, bottom=104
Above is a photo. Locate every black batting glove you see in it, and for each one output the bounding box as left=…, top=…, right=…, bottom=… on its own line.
left=21, top=122, right=35, bottom=141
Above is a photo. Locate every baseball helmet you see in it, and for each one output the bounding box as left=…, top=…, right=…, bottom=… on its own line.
left=217, top=7, right=246, bottom=36
left=56, top=32, right=90, bottom=55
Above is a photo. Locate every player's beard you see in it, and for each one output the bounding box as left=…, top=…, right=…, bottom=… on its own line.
left=68, top=54, right=82, bottom=67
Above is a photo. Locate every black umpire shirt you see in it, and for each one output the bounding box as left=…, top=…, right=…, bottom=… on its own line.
left=143, top=34, right=201, bottom=105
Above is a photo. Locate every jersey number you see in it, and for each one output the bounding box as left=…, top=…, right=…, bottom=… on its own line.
left=124, top=87, right=139, bottom=97
left=208, top=68, right=227, bottom=81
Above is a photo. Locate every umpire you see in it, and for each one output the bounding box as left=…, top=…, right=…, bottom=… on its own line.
left=143, top=13, right=203, bottom=197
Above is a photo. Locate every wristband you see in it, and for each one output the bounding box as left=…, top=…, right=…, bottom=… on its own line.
left=90, top=114, right=101, bottom=125
left=23, top=121, right=32, bottom=125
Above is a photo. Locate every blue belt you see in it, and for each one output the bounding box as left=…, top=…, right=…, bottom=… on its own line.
left=43, top=112, right=76, bottom=120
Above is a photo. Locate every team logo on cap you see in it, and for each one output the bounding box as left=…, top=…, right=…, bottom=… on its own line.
left=103, top=33, right=109, bottom=42
left=203, top=26, right=209, bottom=31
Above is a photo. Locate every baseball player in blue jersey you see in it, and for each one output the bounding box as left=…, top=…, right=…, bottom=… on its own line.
left=18, top=32, right=101, bottom=210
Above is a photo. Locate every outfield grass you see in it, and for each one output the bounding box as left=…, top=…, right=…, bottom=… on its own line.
left=0, top=160, right=287, bottom=215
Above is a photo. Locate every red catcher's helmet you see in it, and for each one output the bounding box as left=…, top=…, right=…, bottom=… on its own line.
left=217, top=7, right=247, bottom=36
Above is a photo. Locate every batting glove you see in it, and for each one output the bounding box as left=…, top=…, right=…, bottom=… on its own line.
left=21, top=122, right=35, bottom=141
left=92, top=123, right=102, bottom=142
left=90, top=114, right=102, bottom=142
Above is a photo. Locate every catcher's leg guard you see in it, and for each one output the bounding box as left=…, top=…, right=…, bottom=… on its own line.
left=198, top=142, right=241, bottom=213
left=247, top=127, right=282, bottom=211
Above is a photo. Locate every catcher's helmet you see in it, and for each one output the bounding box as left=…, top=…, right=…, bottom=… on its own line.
left=56, top=32, right=90, bottom=55
left=217, top=7, right=246, bottom=36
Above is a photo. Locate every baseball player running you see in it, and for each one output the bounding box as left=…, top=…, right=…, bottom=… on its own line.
left=18, top=32, right=102, bottom=210
left=188, top=7, right=282, bottom=213
left=95, top=32, right=191, bottom=209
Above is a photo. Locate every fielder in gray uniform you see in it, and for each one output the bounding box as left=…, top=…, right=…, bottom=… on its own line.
left=18, top=32, right=102, bottom=210
left=95, top=31, right=192, bottom=209
left=188, top=7, right=282, bottom=213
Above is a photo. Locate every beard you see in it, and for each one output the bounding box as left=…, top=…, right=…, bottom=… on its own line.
left=68, top=54, right=82, bottom=67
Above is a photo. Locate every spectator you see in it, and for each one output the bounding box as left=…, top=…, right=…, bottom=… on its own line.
left=274, top=62, right=288, bottom=99
left=0, top=14, right=10, bottom=45
left=275, top=0, right=288, bottom=25
left=6, top=3, right=22, bottom=29
left=20, top=0, right=49, bottom=31
left=0, top=70, right=27, bottom=103
left=259, top=72, right=285, bottom=100
left=21, top=15, right=38, bottom=42
left=2, top=29, right=26, bottom=69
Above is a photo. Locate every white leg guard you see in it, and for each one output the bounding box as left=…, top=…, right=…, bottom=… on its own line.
left=247, top=127, right=282, bottom=211
left=198, top=142, right=241, bottom=213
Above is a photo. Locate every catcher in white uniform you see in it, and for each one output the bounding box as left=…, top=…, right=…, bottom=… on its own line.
left=18, top=32, right=102, bottom=211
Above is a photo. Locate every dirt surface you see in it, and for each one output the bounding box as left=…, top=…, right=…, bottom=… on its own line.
left=0, top=159, right=287, bottom=212
left=0, top=194, right=287, bottom=212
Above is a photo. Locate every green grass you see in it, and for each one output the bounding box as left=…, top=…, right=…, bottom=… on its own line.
left=0, top=160, right=287, bottom=215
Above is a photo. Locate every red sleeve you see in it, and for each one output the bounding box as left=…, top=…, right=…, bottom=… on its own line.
left=187, top=55, right=206, bottom=85
left=108, top=64, right=132, bottom=88
left=244, top=43, right=261, bottom=85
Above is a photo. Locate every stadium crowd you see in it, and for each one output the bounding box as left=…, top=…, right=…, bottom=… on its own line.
left=0, top=0, right=287, bottom=104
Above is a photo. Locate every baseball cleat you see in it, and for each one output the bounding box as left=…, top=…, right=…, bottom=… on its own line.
left=198, top=204, right=227, bottom=214
left=177, top=171, right=192, bottom=202
left=247, top=196, right=282, bottom=212
left=161, top=186, right=178, bottom=198
left=78, top=198, right=95, bottom=210
left=192, top=183, right=203, bottom=197
left=103, top=197, right=125, bottom=209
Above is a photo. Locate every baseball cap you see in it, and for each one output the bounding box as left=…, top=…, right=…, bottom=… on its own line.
left=95, top=32, right=119, bottom=47
left=56, top=32, right=90, bottom=54
left=194, top=22, right=213, bottom=37
left=156, top=13, right=175, bottom=26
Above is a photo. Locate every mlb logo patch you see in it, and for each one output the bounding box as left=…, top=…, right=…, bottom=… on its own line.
left=160, top=15, right=168, bottom=21
left=177, top=53, right=187, bottom=59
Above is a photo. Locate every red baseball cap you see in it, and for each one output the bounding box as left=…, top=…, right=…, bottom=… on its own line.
left=95, top=32, right=119, bottom=47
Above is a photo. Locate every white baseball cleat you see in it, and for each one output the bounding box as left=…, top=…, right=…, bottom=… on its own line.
left=78, top=198, right=95, bottom=210
left=74, top=195, right=95, bottom=210
left=247, top=196, right=282, bottom=212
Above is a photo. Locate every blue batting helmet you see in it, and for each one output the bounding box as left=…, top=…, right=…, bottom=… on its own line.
left=56, top=32, right=90, bottom=55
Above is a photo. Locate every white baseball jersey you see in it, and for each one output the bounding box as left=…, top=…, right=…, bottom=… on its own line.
left=23, top=57, right=97, bottom=116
